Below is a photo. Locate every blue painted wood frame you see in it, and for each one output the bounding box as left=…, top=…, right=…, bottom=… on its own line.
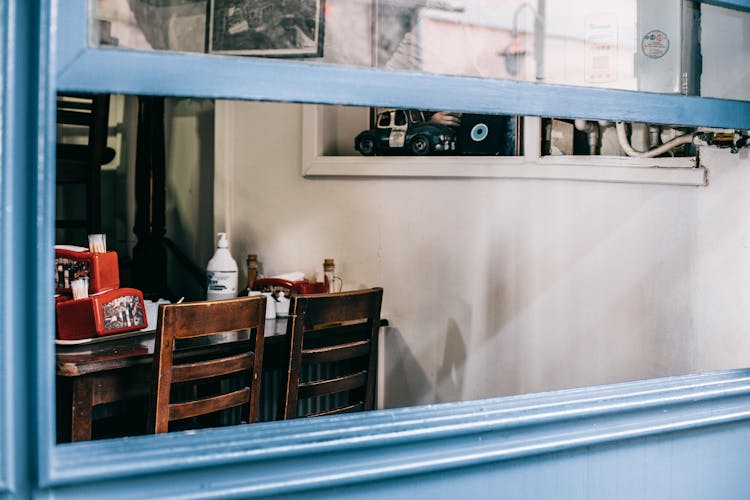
left=0, top=0, right=11, bottom=495
left=3, top=0, right=54, bottom=497
left=56, top=0, right=750, bottom=130
left=702, top=0, right=750, bottom=10
left=1, top=0, right=746, bottom=497
left=42, top=370, right=750, bottom=497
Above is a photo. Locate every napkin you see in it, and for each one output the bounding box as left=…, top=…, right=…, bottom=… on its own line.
left=271, top=271, right=305, bottom=282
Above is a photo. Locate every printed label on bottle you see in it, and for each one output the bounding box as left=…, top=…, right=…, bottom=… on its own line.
left=207, top=270, right=237, bottom=292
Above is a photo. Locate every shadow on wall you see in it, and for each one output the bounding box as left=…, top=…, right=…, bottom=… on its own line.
left=435, top=318, right=468, bottom=403
left=165, top=98, right=215, bottom=301
left=383, top=326, right=432, bottom=409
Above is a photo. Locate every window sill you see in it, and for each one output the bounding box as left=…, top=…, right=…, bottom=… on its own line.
left=46, top=368, right=750, bottom=496
left=302, top=155, right=705, bottom=185
left=301, top=108, right=706, bottom=186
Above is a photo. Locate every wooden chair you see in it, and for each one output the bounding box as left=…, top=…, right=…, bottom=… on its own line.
left=56, top=93, right=116, bottom=238
left=149, top=295, right=266, bottom=433
left=281, top=288, right=383, bottom=419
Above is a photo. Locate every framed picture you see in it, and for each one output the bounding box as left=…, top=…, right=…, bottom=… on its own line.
left=207, top=0, right=325, bottom=57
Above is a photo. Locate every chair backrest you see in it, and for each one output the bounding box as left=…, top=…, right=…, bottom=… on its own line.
left=149, top=295, right=266, bottom=433
left=281, top=288, right=383, bottom=419
left=56, top=94, right=112, bottom=163
left=56, top=93, right=116, bottom=238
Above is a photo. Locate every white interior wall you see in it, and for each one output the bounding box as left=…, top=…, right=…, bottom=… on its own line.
left=214, top=100, right=750, bottom=408
left=153, top=3, right=750, bottom=409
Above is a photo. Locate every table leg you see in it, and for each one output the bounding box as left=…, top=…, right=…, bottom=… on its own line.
left=70, top=376, right=94, bottom=442
left=56, top=377, right=71, bottom=443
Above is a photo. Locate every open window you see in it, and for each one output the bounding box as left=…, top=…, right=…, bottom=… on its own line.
left=8, top=0, right=750, bottom=497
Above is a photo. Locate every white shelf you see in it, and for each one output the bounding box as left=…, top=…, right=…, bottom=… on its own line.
left=301, top=107, right=707, bottom=186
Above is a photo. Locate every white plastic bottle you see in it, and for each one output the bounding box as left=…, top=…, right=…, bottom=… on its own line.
left=206, top=232, right=238, bottom=301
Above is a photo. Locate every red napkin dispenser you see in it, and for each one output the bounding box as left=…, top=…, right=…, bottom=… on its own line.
left=251, top=277, right=327, bottom=295
left=55, top=247, right=119, bottom=294
left=56, top=288, right=146, bottom=340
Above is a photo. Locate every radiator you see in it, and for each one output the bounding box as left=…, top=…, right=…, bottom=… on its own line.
left=258, top=325, right=386, bottom=421
left=257, top=364, right=348, bottom=422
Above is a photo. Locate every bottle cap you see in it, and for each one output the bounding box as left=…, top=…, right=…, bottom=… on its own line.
left=217, top=232, right=228, bottom=248
left=324, top=258, right=335, bottom=266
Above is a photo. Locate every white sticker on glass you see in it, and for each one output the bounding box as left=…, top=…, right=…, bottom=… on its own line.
left=641, top=30, right=669, bottom=59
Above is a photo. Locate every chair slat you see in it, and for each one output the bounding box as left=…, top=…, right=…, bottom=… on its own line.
left=168, top=388, right=250, bottom=421
left=161, top=299, right=265, bottom=339
left=307, top=401, right=365, bottom=418
left=57, top=109, right=94, bottom=126
left=57, top=143, right=117, bottom=164
left=171, top=352, right=253, bottom=383
left=298, top=291, right=381, bottom=327
left=56, top=99, right=94, bottom=111
left=298, top=371, right=367, bottom=399
left=301, top=340, right=370, bottom=364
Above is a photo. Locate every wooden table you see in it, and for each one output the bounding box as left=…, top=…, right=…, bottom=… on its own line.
left=56, top=318, right=290, bottom=442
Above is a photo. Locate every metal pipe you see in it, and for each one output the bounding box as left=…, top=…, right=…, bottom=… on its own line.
left=535, top=0, right=545, bottom=81
left=648, top=125, right=661, bottom=149
left=616, top=122, right=694, bottom=158
left=575, top=120, right=600, bottom=155
left=506, top=2, right=545, bottom=80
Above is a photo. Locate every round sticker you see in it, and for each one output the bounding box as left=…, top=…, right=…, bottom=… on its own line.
left=470, top=123, right=489, bottom=142
left=641, top=30, right=669, bottom=59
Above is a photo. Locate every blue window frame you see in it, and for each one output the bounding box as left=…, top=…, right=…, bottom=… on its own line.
left=57, top=1, right=750, bottom=129
left=3, top=0, right=750, bottom=497
left=1, top=1, right=10, bottom=494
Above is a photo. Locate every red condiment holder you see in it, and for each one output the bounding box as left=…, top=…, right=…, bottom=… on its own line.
left=251, top=277, right=328, bottom=295
left=56, top=288, right=146, bottom=340
left=55, top=246, right=120, bottom=294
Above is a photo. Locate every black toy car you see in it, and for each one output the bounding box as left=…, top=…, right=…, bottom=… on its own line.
left=355, top=109, right=456, bottom=156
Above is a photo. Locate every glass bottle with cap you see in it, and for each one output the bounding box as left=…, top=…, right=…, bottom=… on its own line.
left=246, top=254, right=258, bottom=291
left=323, top=258, right=342, bottom=293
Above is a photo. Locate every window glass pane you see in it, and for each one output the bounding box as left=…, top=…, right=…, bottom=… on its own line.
left=52, top=95, right=748, bottom=448
left=393, top=109, right=406, bottom=126
left=377, top=110, right=391, bottom=128
left=92, top=0, right=750, bottom=101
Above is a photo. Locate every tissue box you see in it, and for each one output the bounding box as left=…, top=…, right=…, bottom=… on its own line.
left=56, top=288, right=146, bottom=340
left=55, top=246, right=120, bottom=294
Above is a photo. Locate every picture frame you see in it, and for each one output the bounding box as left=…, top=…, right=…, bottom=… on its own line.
left=206, top=0, right=325, bottom=58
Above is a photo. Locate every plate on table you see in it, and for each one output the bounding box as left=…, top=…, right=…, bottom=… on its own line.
left=55, top=328, right=154, bottom=346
